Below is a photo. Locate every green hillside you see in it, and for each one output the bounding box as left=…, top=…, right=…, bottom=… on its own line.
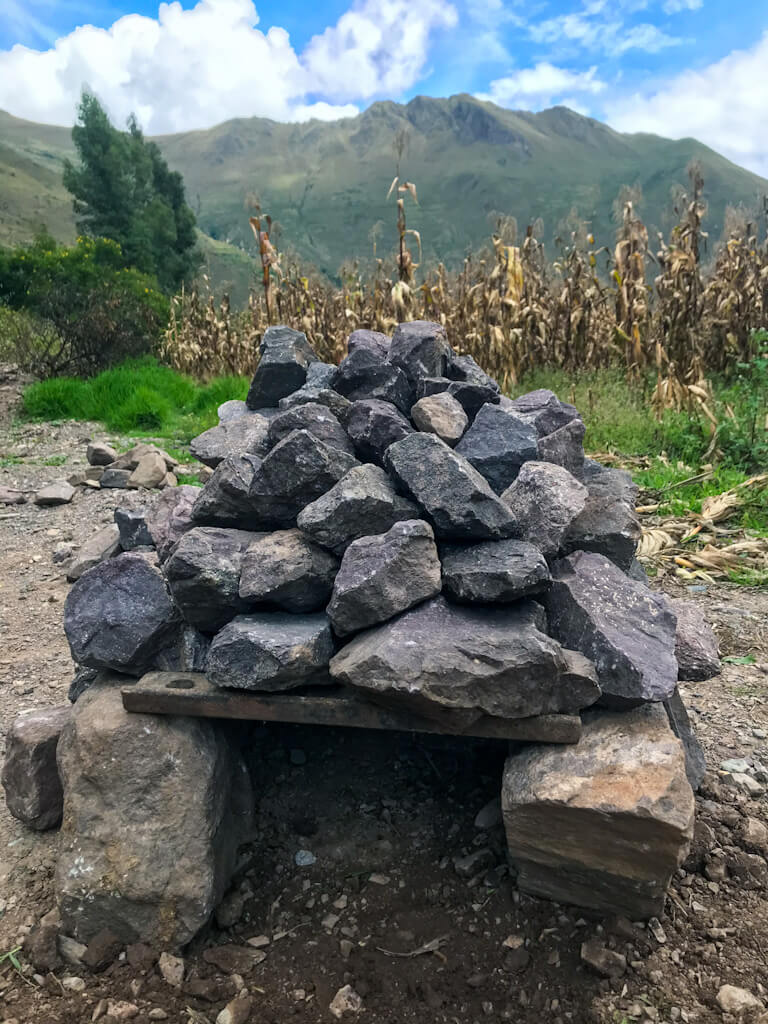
left=2, top=94, right=767, bottom=301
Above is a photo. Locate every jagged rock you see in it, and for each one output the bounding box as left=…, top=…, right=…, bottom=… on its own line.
left=546, top=551, right=678, bottom=706
left=329, top=596, right=599, bottom=721
left=507, top=389, right=580, bottom=436
left=345, top=399, right=414, bottom=463
left=455, top=404, right=538, bottom=493
left=664, top=688, right=706, bottom=791
left=165, top=528, right=255, bottom=632
left=626, top=558, right=649, bottom=584
left=245, top=326, right=317, bottom=409
left=580, top=942, right=627, bottom=978
left=206, top=613, right=334, bottom=691
left=147, top=485, right=199, bottom=560
left=297, top=464, right=420, bottom=555
left=68, top=665, right=99, bottom=703
left=411, top=392, right=468, bottom=446
left=64, top=553, right=178, bottom=674
left=190, top=454, right=262, bottom=529
left=669, top=599, right=720, bottom=681
left=386, top=432, right=517, bottom=540
left=563, top=494, right=641, bottom=571
left=278, top=385, right=353, bottom=423
left=582, top=460, right=638, bottom=504
left=66, top=524, right=121, bottom=582
left=35, top=480, right=75, bottom=506
left=418, top=376, right=500, bottom=420
left=115, top=507, right=153, bottom=551
left=306, top=361, right=338, bottom=387
left=56, top=684, right=252, bottom=949
left=190, top=416, right=271, bottom=469
left=87, top=442, right=118, bottom=466
left=2, top=706, right=69, bottom=830
left=327, top=520, right=441, bottom=636
left=448, top=353, right=501, bottom=394
left=128, top=452, right=168, bottom=489
left=153, top=625, right=211, bottom=673
left=266, top=403, right=354, bottom=456
left=440, top=539, right=551, bottom=603
left=387, top=319, right=451, bottom=385
left=537, top=418, right=586, bottom=477
left=347, top=329, right=390, bottom=358
left=100, top=468, right=132, bottom=489
left=109, top=443, right=178, bottom=473
left=502, top=704, right=695, bottom=918
left=23, top=909, right=63, bottom=972
left=239, top=529, right=338, bottom=612
left=218, top=399, right=248, bottom=423
left=333, top=348, right=413, bottom=413
left=501, top=461, right=588, bottom=556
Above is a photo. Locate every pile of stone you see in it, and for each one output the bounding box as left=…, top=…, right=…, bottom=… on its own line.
left=74, top=440, right=182, bottom=491
left=3, top=322, right=721, bottom=951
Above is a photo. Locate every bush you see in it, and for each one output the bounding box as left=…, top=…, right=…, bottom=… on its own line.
left=0, top=234, right=168, bottom=377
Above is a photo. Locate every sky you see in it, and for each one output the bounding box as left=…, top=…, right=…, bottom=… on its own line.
left=1, top=0, right=767, bottom=177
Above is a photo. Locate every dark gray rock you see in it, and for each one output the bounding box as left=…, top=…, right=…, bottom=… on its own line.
left=266, top=403, right=354, bottom=456
left=64, top=553, right=178, bottom=674
left=68, top=665, right=98, bottom=703
left=387, top=320, right=451, bottom=385
left=115, top=507, right=153, bottom=551
left=546, top=551, right=678, bottom=706
left=563, top=495, right=641, bottom=570
left=441, top=539, right=551, bottom=603
left=669, top=599, right=720, bottom=681
left=190, top=454, right=263, bottom=530
left=347, top=329, right=390, bottom=358
left=2, top=706, right=70, bottom=830
left=333, top=347, right=413, bottom=413
left=246, top=326, right=318, bottom=409
left=507, top=389, right=580, bottom=436
left=328, top=520, right=441, bottom=636
left=67, top=524, right=121, bottom=582
left=100, top=468, right=132, bottom=489
left=345, top=399, right=414, bottom=463
left=453, top=403, right=538, bottom=494
left=239, top=529, right=338, bottom=611
left=500, top=461, right=588, bottom=556
left=190, top=415, right=271, bottom=469
left=664, top=688, right=706, bottom=791
left=418, top=376, right=500, bottom=420
left=537, top=418, right=586, bottom=478
left=165, top=527, right=255, bottom=632
left=627, top=558, right=649, bottom=585
left=87, top=442, right=118, bottom=466
left=206, top=613, right=334, bottom=691
left=448, top=353, right=501, bottom=394
left=411, top=392, right=468, bottom=446
left=385, top=432, right=517, bottom=540
left=582, top=460, right=639, bottom=505
left=297, top=464, right=420, bottom=555
left=147, top=484, right=199, bottom=561
left=278, top=385, right=352, bottom=424
left=153, top=626, right=211, bottom=673
left=330, top=596, right=599, bottom=721
left=306, top=361, right=338, bottom=387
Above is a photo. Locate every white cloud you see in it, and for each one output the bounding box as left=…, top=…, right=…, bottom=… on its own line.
left=530, top=11, right=679, bottom=54
left=478, top=62, right=606, bottom=109
left=607, top=32, right=768, bottom=177
left=0, top=0, right=455, bottom=133
left=662, top=0, right=702, bottom=12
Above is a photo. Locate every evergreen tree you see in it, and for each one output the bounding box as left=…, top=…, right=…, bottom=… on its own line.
left=63, top=93, right=198, bottom=292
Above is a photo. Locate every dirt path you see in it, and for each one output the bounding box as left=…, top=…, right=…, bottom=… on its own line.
left=2, top=415, right=768, bottom=1024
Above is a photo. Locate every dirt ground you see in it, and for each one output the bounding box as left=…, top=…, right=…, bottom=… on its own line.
left=2, top=386, right=768, bottom=1024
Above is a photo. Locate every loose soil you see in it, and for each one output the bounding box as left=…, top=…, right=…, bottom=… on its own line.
left=1, top=397, right=768, bottom=1024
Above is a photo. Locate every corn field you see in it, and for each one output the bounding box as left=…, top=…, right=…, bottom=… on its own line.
left=163, top=168, right=768, bottom=402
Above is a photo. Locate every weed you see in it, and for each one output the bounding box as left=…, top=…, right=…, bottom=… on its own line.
left=42, top=455, right=67, bottom=466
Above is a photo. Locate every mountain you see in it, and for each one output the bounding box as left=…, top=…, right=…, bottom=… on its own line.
left=2, top=95, right=767, bottom=303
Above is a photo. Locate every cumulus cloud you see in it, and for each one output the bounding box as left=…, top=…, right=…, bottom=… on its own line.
left=0, top=0, right=455, bottom=133
left=607, top=32, right=768, bottom=177
left=478, top=63, right=606, bottom=110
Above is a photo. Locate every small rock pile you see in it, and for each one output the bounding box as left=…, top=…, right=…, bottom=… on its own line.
left=4, top=322, right=722, bottom=950
left=73, top=440, right=182, bottom=492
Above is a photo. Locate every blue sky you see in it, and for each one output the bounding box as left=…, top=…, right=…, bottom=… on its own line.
left=2, top=0, right=767, bottom=175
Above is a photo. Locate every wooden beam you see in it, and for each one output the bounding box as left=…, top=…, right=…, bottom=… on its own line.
left=122, top=672, right=581, bottom=744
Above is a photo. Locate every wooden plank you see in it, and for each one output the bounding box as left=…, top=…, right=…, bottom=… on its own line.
left=122, top=671, right=582, bottom=744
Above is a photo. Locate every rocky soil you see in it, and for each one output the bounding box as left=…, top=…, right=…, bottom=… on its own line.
left=2, top=408, right=768, bottom=1024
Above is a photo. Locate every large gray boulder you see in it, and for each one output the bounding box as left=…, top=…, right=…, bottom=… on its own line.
left=448, top=353, right=501, bottom=395
left=190, top=415, right=271, bottom=469
left=506, top=389, right=580, bottom=436
left=56, top=685, right=252, bottom=949
left=297, top=464, right=420, bottom=555
left=146, top=484, right=199, bottom=560
left=190, top=453, right=262, bottom=529
left=2, top=706, right=70, bottom=830
left=669, top=599, right=720, bottom=681
left=502, top=704, right=694, bottom=918
left=455, top=403, right=538, bottom=494
left=546, top=551, right=678, bottom=706
left=387, top=320, right=451, bottom=385
left=329, top=596, right=600, bottom=722
left=385, top=433, right=517, bottom=540
left=239, top=529, right=338, bottom=612
left=418, top=377, right=499, bottom=420
left=278, top=385, right=352, bottom=423
left=582, top=460, right=638, bottom=504
left=246, top=326, right=317, bottom=409
left=411, top=392, right=468, bottom=446
left=206, top=613, right=335, bottom=691
left=345, top=399, right=414, bottom=464
left=266, top=403, right=354, bottom=456
left=537, top=418, right=586, bottom=478
left=440, top=539, right=550, bottom=603
left=501, top=461, right=588, bottom=556
left=563, top=495, right=641, bottom=571
left=306, top=361, right=338, bottom=387
left=327, top=520, right=441, bottom=636
left=165, top=527, right=255, bottom=632
left=64, top=553, right=178, bottom=675
left=333, top=348, right=413, bottom=414
left=347, top=329, right=390, bottom=358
